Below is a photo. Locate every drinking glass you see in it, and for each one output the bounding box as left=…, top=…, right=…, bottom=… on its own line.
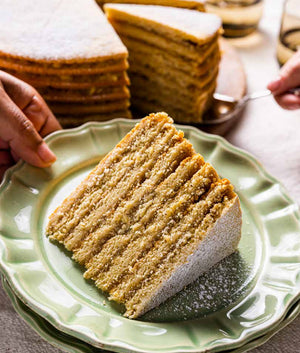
left=277, top=0, right=300, bottom=66
left=205, top=0, right=264, bottom=37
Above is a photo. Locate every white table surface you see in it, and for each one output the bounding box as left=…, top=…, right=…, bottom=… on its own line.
left=1, top=0, right=300, bottom=352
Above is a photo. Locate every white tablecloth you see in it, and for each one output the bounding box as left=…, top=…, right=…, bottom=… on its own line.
left=1, top=0, right=299, bottom=351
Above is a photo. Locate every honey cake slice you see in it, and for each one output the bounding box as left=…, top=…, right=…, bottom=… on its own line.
left=104, top=4, right=222, bottom=46
left=104, top=4, right=222, bottom=123
left=105, top=18, right=220, bottom=62
left=47, top=112, right=242, bottom=319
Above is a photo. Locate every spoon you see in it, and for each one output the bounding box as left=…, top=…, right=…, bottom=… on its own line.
left=203, top=87, right=300, bottom=125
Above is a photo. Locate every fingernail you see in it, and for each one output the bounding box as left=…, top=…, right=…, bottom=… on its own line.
left=267, top=77, right=281, bottom=91
left=37, top=143, right=56, bottom=164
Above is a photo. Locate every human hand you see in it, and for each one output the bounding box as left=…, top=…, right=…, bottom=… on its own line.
left=0, top=70, right=61, bottom=179
left=267, top=50, right=300, bottom=110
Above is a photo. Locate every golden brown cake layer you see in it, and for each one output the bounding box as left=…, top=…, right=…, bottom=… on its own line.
left=132, top=97, right=214, bottom=123
left=107, top=19, right=219, bottom=63
left=130, top=74, right=217, bottom=110
left=64, top=126, right=184, bottom=252
left=2, top=68, right=129, bottom=85
left=129, top=61, right=219, bottom=91
left=47, top=113, right=241, bottom=319
left=0, top=56, right=128, bottom=75
left=90, top=162, right=217, bottom=291
left=104, top=5, right=222, bottom=45
left=42, top=87, right=130, bottom=103
left=125, top=185, right=238, bottom=318
left=48, top=115, right=176, bottom=242
left=105, top=5, right=221, bottom=123
left=4, top=70, right=130, bottom=89
left=124, top=38, right=221, bottom=76
left=37, top=85, right=129, bottom=100
left=109, top=180, right=235, bottom=303
left=74, top=139, right=196, bottom=266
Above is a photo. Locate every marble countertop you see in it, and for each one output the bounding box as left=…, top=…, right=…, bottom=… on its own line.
left=0, top=0, right=299, bottom=352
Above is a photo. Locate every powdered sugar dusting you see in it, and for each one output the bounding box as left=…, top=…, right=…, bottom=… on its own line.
left=142, top=251, right=252, bottom=322
left=0, top=0, right=127, bottom=61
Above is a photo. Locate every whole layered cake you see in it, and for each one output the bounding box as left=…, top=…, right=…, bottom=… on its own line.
left=105, top=4, right=222, bottom=123
left=0, top=0, right=131, bottom=126
left=47, top=112, right=242, bottom=319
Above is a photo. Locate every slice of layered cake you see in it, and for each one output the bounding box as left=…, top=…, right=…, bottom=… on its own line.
left=0, top=0, right=131, bottom=126
left=104, top=4, right=222, bottom=123
left=97, top=0, right=205, bottom=12
left=47, top=112, right=242, bottom=319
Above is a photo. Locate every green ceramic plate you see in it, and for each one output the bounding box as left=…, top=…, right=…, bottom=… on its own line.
left=2, top=276, right=300, bottom=353
left=0, top=120, right=300, bottom=353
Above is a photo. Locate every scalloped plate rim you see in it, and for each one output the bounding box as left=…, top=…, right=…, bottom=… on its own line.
left=0, top=119, right=299, bottom=353
left=2, top=275, right=300, bottom=353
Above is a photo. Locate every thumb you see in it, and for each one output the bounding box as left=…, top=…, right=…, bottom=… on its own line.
left=0, top=87, right=56, bottom=167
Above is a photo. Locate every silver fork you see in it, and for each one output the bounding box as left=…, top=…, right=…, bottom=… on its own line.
left=205, top=87, right=300, bottom=125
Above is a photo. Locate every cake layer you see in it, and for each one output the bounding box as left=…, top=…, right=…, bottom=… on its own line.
left=123, top=37, right=220, bottom=76
left=4, top=70, right=130, bottom=89
left=0, top=56, right=129, bottom=75
left=48, top=115, right=178, bottom=242
left=44, top=91, right=130, bottom=103
left=0, top=0, right=127, bottom=62
left=129, top=61, right=219, bottom=91
left=106, top=19, right=218, bottom=63
left=81, top=155, right=204, bottom=275
left=131, top=96, right=213, bottom=123
left=130, top=73, right=217, bottom=108
left=125, top=193, right=241, bottom=318
left=38, top=85, right=130, bottom=99
left=90, top=163, right=218, bottom=291
left=74, top=143, right=198, bottom=266
left=131, top=81, right=215, bottom=108
left=47, top=113, right=241, bottom=319
left=64, top=127, right=187, bottom=252
left=109, top=179, right=235, bottom=302
left=104, top=5, right=221, bottom=122
left=104, top=4, right=222, bottom=45
left=2, top=68, right=129, bottom=85
left=57, top=111, right=132, bottom=128
left=49, top=99, right=130, bottom=115
left=97, top=0, right=205, bottom=11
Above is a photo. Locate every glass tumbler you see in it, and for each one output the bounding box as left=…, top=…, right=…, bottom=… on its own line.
left=277, top=0, right=300, bottom=66
left=205, top=0, right=264, bottom=37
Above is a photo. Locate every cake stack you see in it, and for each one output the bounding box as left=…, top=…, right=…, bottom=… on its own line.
left=105, top=4, right=222, bottom=123
left=47, top=113, right=242, bottom=319
left=97, top=0, right=205, bottom=11
left=0, top=0, right=131, bottom=127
